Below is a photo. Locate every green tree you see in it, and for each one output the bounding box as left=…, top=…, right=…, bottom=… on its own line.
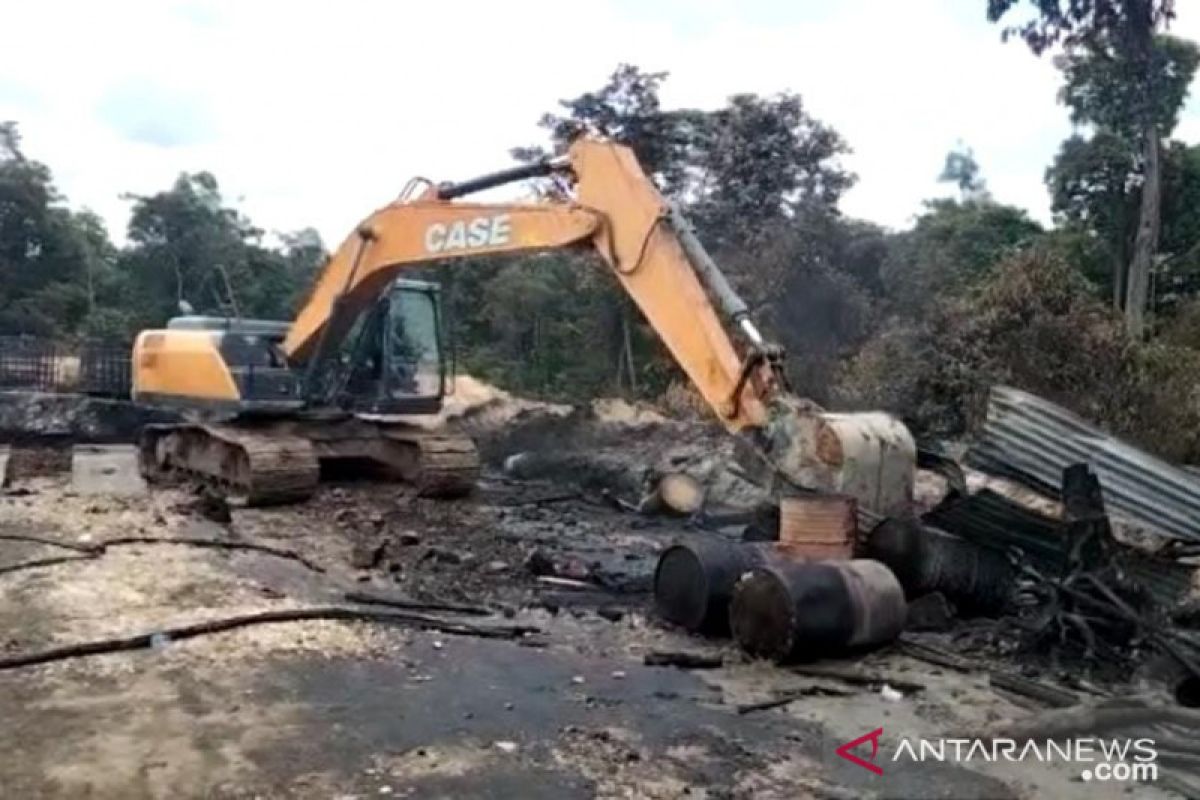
left=1047, top=132, right=1200, bottom=310
left=514, top=64, right=854, bottom=247
left=275, top=227, right=327, bottom=313
left=0, top=122, right=117, bottom=337
left=987, top=1, right=1190, bottom=336
left=501, top=64, right=862, bottom=401
left=881, top=198, right=1043, bottom=308
left=511, top=64, right=701, bottom=194
left=939, top=144, right=989, bottom=201
left=119, top=173, right=325, bottom=329
left=1057, top=33, right=1198, bottom=138
left=689, top=92, right=853, bottom=248
left=1046, top=131, right=1138, bottom=298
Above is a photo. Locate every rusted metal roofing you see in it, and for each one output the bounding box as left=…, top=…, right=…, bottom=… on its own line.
left=966, top=386, right=1200, bottom=543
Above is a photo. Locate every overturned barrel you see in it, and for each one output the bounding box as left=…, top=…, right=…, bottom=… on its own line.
left=865, top=518, right=1012, bottom=615
left=730, top=559, right=906, bottom=662
left=654, top=538, right=774, bottom=634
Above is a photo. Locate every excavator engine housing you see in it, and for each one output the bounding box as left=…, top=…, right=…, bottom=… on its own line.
left=132, top=280, right=478, bottom=504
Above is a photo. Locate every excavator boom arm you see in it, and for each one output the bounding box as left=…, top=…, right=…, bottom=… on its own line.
left=283, top=139, right=776, bottom=431
left=568, top=139, right=775, bottom=429
left=186, top=137, right=913, bottom=516
left=283, top=202, right=600, bottom=362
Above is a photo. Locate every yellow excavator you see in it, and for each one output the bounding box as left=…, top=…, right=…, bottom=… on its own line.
left=132, top=138, right=916, bottom=514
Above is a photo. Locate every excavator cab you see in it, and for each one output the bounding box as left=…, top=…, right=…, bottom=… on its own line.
left=328, top=279, right=447, bottom=415
left=135, top=277, right=473, bottom=505
left=135, top=278, right=447, bottom=417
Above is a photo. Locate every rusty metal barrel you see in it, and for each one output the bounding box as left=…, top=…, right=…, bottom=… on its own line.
left=653, top=538, right=774, bottom=634
left=729, top=558, right=906, bottom=662
left=778, top=494, right=857, bottom=559
left=865, top=518, right=1012, bottom=615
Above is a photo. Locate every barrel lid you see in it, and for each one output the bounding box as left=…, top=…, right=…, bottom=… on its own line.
left=729, top=567, right=798, bottom=660
left=654, top=545, right=711, bottom=631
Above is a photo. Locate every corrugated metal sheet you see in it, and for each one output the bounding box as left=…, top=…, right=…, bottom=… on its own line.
left=966, top=386, right=1200, bottom=543
left=926, top=489, right=1063, bottom=570
left=925, top=489, right=1195, bottom=607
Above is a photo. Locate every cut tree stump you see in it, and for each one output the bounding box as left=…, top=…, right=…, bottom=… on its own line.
left=638, top=472, right=705, bottom=516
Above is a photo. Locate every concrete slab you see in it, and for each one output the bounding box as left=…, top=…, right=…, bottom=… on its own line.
left=70, top=444, right=146, bottom=495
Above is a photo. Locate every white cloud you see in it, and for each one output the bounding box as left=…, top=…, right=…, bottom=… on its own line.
left=97, top=79, right=215, bottom=147
left=1, top=0, right=1197, bottom=246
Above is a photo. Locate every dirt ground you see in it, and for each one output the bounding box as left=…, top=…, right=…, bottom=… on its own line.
left=0, top=448, right=1184, bottom=800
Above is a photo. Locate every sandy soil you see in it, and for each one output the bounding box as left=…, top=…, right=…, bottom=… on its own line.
left=0, top=452, right=1186, bottom=798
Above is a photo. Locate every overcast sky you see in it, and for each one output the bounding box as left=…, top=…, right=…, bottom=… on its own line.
left=4, top=0, right=1200, bottom=248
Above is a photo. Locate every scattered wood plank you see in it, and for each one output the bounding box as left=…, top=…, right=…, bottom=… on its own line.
left=0, top=533, right=94, bottom=553
left=982, top=697, right=1200, bottom=742
left=1157, top=773, right=1200, bottom=800
left=988, top=672, right=1078, bottom=708
left=0, top=606, right=541, bottom=671
left=643, top=651, right=724, bottom=669
left=96, top=536, right=325, bottom=573
left=990, top=687, right=1046, bottom=712
left=599, top=489, right=639, bottom=514
left=896, top=637, right=979, bottom=673
left=1152, top=731, right=1200, bottom=758
left=344, top=590, right=491, bottom=617
left=498, top=491, right=581, bottom=508
left=0, top=534, right=325, bottom=575
left=736, top=685, right=855, bottom=715
left=788, top=664, right=925, bottom=694
left=0, top=554, right=96, bottom=576
left=0, top=535, right=325, bottom=579
left=536, top=576, right=594, bottom=591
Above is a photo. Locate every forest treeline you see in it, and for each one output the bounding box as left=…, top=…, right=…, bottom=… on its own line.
left=5, top=2, right=1200, bottom=459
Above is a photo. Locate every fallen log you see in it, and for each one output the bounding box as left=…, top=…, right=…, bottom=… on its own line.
left=898, top=639, right=1089, bottom=711
left=536, top=576, right=595, bottom=591
left=0, top=553, right=96, bottom=576
left=643, top=651, right=724, bottom=669
left=988, top=672, right=1079, bottom=708
left=0, top=533, right=95, bottom=553
left=0, top=606, right=541, bottom=671
left=990, top=687, right=1046, bottom=712
left=736, top=685, right=855, bottom=714
left=1151, top=730, right=1200, bottom=758
left=638, top=472, right=705, bottom=516
left=0, top=535, right=325, bottom=578
left=980, top=697, right=1200, bottom=742
left=96, top=536, right=325, bottom=573
left=789, top=663, right=925, bottom=694
left=344, top=589, right=491, bottom=617
left=1157, top=773, right=1200, bottom=800
left=502, top=492, right=581, bottom=507
left=599, top=489, right=640, bottom=514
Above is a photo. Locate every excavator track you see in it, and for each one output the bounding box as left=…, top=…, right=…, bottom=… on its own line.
left=137, top=419, right=479, bottom=506
left=138, top=423, right=320, bottom=506
left=379, top=427, right=479, bottom=498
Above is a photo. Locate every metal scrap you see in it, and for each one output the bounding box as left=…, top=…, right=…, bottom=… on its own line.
left=967, top=385, right=1200, bottom=543
left=925, top=488, right=1194, bottom=609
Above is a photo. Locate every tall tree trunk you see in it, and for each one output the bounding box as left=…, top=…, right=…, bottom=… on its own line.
left=1125, top=127, right=1160, bottom=339
left=1111, top=251, right=1125, bottom=312
left=614, top=333, right=626, bottom=393
left=621, top=314, right=638, bottom=395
